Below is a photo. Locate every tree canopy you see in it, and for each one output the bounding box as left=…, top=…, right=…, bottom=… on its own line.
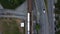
left=0, top=0, right=25, bottom=9
left=35, top=23, right=40, bottom=31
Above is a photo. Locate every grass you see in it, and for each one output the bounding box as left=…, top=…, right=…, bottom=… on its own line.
left=2, top=19, right=21, bottom=34
left=0, top=0, right=25, bottom=9
left=0, top=18, right=25, bottom=34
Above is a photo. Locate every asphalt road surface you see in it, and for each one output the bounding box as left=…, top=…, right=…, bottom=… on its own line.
left=47, top=0, right=55, bottom=34
left=33, top=0, right=50, bottom=34
left=0, top=1, right=27, bottom=20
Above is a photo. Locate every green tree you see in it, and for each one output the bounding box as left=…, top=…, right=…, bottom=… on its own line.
left=35, top=23, right=40, bottom=34
left=55, top=0, right=60, bottom=9
left=0, top=0, right=25, bottom=9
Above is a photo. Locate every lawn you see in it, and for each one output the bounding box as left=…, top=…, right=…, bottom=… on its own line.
left=0, top=0, right=25, bottom=9
left=0, top=18, right=25, bottom=34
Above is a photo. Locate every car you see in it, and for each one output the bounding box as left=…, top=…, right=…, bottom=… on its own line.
left=43, top=9, right=45, bottom=13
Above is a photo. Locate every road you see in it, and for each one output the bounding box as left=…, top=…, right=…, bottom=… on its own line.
left=33, top=0, right=50, bottom=34
left=32, top=0, right=55, bottom=34
left=0, top=1, right=27, bottom=20
left=47, top=0, right=55, bottom=34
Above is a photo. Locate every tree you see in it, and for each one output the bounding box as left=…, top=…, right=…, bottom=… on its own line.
left=0, top=0, right=25, bottom=9
left=35, top=23, right=40, bottom=34
left=55, top=0, right=60, bottom=9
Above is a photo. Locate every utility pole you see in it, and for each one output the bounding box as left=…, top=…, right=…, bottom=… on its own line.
left=28, top=0, right=33, bottom=34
